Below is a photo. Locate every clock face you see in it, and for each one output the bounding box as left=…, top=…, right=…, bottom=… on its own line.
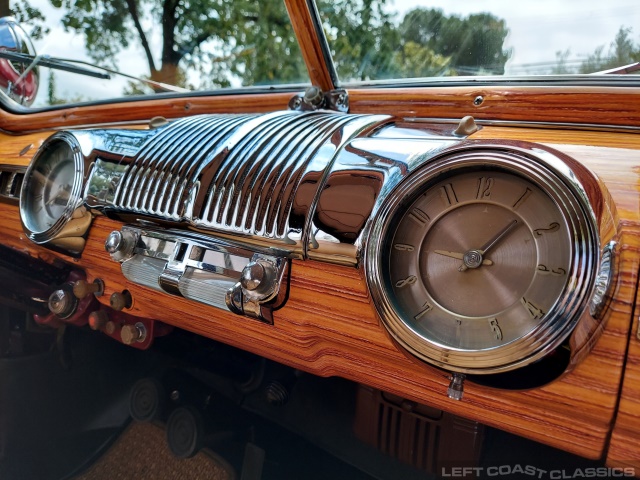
left=366, top=151, right=598, bottom=374
left=389, top=169, right=570, bottom=351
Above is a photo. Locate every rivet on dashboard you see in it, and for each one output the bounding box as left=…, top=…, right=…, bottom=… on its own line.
left=473, top=95, right=484, bottom=106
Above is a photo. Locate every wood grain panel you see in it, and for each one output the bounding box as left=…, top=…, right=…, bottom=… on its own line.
left=285, top=0, right=334, bottom=92
left=0, top=131, right=54, bottom=165
left=349, top=87, right=640, bottom=127
left=1, top=127, right=639, bottom=460
left=0, top=92, right=293, bottom=133
left=607, top=246, right=640, bottom=469
left=3, top=86, right=639, bottom=135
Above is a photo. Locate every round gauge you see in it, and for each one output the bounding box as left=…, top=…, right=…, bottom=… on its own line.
left=20, top=132, right=84, bottom=244
left=365, top=150, right=598, bottom=374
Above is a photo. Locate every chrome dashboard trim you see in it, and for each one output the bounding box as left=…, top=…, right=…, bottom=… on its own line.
left=405, top=117, right=640, bottom=133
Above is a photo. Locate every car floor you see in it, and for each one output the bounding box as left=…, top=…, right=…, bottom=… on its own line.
left=0, top=320, right=606, bottom=480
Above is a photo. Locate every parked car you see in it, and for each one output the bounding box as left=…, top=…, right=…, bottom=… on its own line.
left=0, top=0, right=639, bottom=478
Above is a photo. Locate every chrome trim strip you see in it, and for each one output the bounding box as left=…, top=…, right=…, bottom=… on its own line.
left=405, top=117, right=640, bottom=133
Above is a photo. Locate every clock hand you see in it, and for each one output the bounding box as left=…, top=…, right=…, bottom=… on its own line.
left=459, top=219, right=518, bottom=272
left=433, top=250, right=493, bottom=265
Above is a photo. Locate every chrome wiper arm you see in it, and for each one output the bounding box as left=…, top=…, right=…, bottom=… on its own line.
left=58, top=57, right=190, bottom=93
left=0, top=50, right=110, bottom=79
left=0, top=51, right=190, bottom=93
left=593, top=62, right=640, bottom=75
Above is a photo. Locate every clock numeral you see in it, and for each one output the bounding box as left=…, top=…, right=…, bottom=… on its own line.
left=414, top=301, right=433, bottom=320
left=521, top=297, right=545, bottom=320
left=488, top=318, right=503, bottom=341
left=476, top=177, right=494, bottom=199
left=408, top=208, right=430, bottom=226
left=512, top=187, right=532, bottom=210
left=534, top=222, right=560, bottom=236
left=395, top=275, right=417, bottom=288
left=394, top=243, right=415, bottom=252
left=440, top=183, right=459, bottom=207
left=537, top=264, right=567, bottom=276
left=34, top=193, right=43, bottom=202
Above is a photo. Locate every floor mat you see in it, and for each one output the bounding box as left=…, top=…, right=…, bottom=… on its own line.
left=73, top=422, right=235, bottom=480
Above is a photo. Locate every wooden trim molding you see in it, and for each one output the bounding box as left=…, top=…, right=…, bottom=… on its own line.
left=348, top=86, right=640, bottom=127
left=284, top=0, right=335, bottom=92
left=2, top=85, right=639, bottom=135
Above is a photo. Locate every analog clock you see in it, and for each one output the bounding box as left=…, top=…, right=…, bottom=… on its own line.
left=366, top=149, right=598, bottom=374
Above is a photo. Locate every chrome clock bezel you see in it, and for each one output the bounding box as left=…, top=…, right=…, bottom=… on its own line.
left=19, top=132, right=85, bottom=244
left=364, top=148, right=599, bottom=374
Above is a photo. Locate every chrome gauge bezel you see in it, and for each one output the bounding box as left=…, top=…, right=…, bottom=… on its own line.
left=19, top=132, right=84, bottom=244
left=364, top=149, right=599, bottom=374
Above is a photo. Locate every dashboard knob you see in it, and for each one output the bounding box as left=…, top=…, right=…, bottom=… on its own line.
left=241, top=262, right=266, bottom=291
left=105, top=230, right=124, bottom=254
left=88, top=310, right=109, bottom=331
left=48, top=288, right=78, bottom=319
left=240, top=260, right=277, bottom=301
left=110, top=290, right=132, bottom=311
left=121, top=323, right=147, bottom=345
left=73, top=279, right=104, bottom=299
left=105, top=230, right=137, bottom=262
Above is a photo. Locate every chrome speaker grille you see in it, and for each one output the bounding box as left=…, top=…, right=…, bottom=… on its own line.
left=195, top=111, right=359, bottom=237
left=114, top=114, right=257, bottom=219
left=110, top=110, right=384, bottom=241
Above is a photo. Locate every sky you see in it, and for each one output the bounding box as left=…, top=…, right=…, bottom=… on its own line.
left=17, top=0, right=640, bottom=107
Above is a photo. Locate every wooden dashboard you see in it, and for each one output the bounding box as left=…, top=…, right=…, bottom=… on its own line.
left=0, top=87, right=639, bottom=468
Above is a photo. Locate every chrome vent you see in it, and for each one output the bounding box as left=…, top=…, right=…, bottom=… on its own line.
left=196, top=111, right=360, bottom=237
left=114, top=114, right=257, bottom=219
left=0, top=165, right=25, bottom=203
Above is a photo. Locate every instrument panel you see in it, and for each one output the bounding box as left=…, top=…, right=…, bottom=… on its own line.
left=1, top=111, right=638, bottom=463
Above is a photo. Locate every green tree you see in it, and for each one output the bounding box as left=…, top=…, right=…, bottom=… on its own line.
left=579, top=26, right=639, bottom=73
left=316, top=0, right=400, bottom=81
left=551, top=49, right=573, bottom=74
left=399, top=8, right=511, bottom=75
left=47, top=0, right=312, bottom=90
left=9, top=0, right=49, bottom=39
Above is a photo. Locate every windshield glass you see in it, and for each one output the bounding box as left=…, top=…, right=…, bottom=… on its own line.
left=317, top=0, right=640, bottom=83
left=3, top=0, right=309, bottom=107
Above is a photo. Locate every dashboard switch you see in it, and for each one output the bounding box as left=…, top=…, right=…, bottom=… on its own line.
left=121, top=322, right=147, bottom=345
left=48, top=287, right=78, bottom=319
left=88, top=310, right=109, bottom=330
left=110, top=290, right=132, bottom=311
left=73, top=278, right=104, bottom=299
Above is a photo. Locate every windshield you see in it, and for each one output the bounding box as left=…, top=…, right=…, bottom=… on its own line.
left=2, top=0, right=639, bottom=109
left=4, top=0, right=309, bottom=107
left=317, top=0, right=640, bottom=83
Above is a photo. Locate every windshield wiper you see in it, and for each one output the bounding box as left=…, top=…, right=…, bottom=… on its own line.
left=0, top=50, right=110, bottom=79
left=0, top=50, right=189, bottom=93
left=593, top=62, right=640, bottom=75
